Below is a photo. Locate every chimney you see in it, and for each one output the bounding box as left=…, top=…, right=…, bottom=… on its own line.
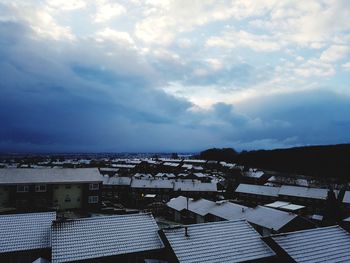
left=185, top=226, right=189, bottom=237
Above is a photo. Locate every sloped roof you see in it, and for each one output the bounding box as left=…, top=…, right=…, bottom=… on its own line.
left=131, top=178, right=174, bottom=189
left=167, top=196, right=250, bottom=220
left=103, top=176, right=131, bottom=186
left=173, top=181, right=217, bottom=192
left=271, top=226, right=350, bottom=263
left=167, top=196, right=216, bottom=216
left=0, top=168, right=103, bottom=184
left=161, top=220, right=275, bottom=263
left=343, top=191, right=350, bottom=204
left=51, top=213, right=164, bottom=263
left=208, top=201, right=251, bottom=221
left=245, top=206, right=297, bottom=231
left=279, top=185, right=329, bottom=200
left=235, top=183, right=280, bottom=197
left=0, top=212, right=56, bottom=253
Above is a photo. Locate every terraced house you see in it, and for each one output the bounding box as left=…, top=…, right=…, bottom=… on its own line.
left=0, top=168, right=103, bottom=212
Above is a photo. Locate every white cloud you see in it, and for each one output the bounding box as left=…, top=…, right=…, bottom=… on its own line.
left=94, top=1, right=126, bottom=23
left=342, top=62, right=350, bottom=71
left=206, top=29, right=281, bottom=52
left=46, top=0, right=87, bottom=11
left=95, top=28, right=135, bottom=46
left=320, top=45, right=350, bottom=62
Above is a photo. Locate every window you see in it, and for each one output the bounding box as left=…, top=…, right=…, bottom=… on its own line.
left=35, top=184, right=47, bottom=192
left=64, top=196, right=71, bottom=203
left=88, top=196, right=99, bottom=204
left=17, top=185, right=29, bottom=192
left=89, top=183, right=99, bottom=191
left=65, top=184, right=71, bottom=189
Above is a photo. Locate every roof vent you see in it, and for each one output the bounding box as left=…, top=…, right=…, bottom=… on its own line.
left=185, top=226, right=189, bottom=237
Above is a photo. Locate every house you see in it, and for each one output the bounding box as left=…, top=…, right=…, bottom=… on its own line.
left=0, top=212, right=56, bottom=263
left=206, top=200, right=251, bottom=222
left=159, top=219, right=276, bottom=263
left=235, top=184, right=280, bottom=205
left=166, top=196, right=216, bottom=224
left=102, top=176, right=132, bottom=201
left=244, top=206, right=315, bottom=236
left=264, top=201, right=306, bottom=215
left=242, top=169, right=271, bottom=184
left=265, top=225, right=350, bottom=262
left=173, top=180, right=217, bottom=198
left=278, top=185, right=335, bottom=212
left=0, top=168, right=103, bottom=212
left=166, top=196, right=250, bottom=224
left=51, top=213, right=164, bottom=263
left=131, top=178, right=175, bottom=202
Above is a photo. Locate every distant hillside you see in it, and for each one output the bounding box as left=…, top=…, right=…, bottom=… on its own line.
left=200, top=144, right=350, bottom=180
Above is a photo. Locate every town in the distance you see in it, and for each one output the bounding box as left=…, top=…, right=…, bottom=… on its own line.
left=0, top=148, right=349, bottom=263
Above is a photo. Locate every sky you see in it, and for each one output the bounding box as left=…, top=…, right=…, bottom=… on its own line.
left=0, top=0, right=350, bottom=153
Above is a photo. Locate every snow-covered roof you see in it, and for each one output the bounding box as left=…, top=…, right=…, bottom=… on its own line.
left=0, top=168, right=103, bottom=184
left=103, top=176, right=131, bottom=186
left=279, top=185, right=330, bottom=200
left=235, top=184, right=280, bottom=197
left=131, top=178, right=174, bottom=189
left=272, top=226, right=350, bottom=263
left=167, top=196, right=250, bottom=220
left=245, top=170, right=265, bottom=178
left=173, top=181, right=217, bottom=192
left=112, top=164, right=136, bottom=169
left=183, top=159, right=206, bottom=164
left=51, top=213, right=163, bottom=263
left=0, top=212, right=56, bottom=253
left=208, top=201, right=251, bottom=221
left=343, top=191, right=350, bottom=204
left=245, top=206, right=297, bottom=231
left=166, top=196, right=216, bottom=216
left=155, top=173, right=176, bottom=178
left=265, top=201, right=305, bottom=211
left=311, top=214, right=323, bottom=221
left=182, top=164, right=193, bottom=169
left=161, top=220, right=275, bottom=263
left=163, top=162, right=180, bottom=167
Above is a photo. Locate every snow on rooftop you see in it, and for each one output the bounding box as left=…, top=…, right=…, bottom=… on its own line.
left=343, top=191, right=350, bottom=204
left=173, top=181, right=217, bottom=192
left=265, top=201, right=305, bottom=211
left=167, top=196, right=250, bottom=220
left=279, top=185, right=330, bottom=200
left=235, top=184, right=280, bottom=197
left=103, top=176, right=132, bottom=186
left=272, top=226, right=350, bottom=263
left=163, top=162, right=180, bottom=167
left=0, top=212, right=56, bottom=253
left=161, top=220, right=275, bottom=263
left=0, top=168, right=103, bottom=184
left=245, top=170, right=265, bottom=178
left=51, top=213, right=163, bottom=263
left=245, top=206, right=297, bottom=231
left=131, top=178, right=174, bottom=189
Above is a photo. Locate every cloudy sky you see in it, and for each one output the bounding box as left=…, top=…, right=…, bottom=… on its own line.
left=0, top=0, right=350, bottom=153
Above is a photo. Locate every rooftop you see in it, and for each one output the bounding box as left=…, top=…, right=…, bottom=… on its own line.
left=161, top=220, right=275, bottom=263
left=0, top=212, right=56, bottom=253
left=51, top=213, right=164, bottom=263
left=278, top=185, right=330, bottom=200
left=245, top=206, right=297, bottom=231
left=271, top=226, right=350, bottom=263
left=235, top=183, right=280, bottom=197
left=0, top=168, right=103, bottom=184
